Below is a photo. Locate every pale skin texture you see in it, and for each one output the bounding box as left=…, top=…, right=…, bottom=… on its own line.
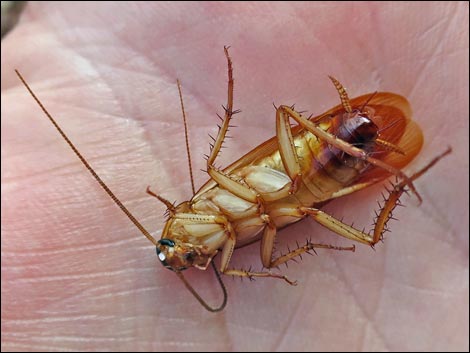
left=1, top=2, right=468, bottom=351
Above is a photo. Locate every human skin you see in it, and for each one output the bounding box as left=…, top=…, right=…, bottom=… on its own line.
left=1, top=2, right=468, bottom=351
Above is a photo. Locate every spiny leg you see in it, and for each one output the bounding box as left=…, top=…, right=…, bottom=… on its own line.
left=208, top=165, right=259, bottom=203
left=206, top=49, right=293, bottom=206
left=207, top=48, right=303, bottom=206
left=372, top=146, right=451, bottom=243
left=301, top=207, right=375, bottom=245
left=204, top=48, right=262, bottom=204
left=270, top=242, right=355, bottom=268
left=329, top=179, right=381, bottom=199
left=276, top=102, right=303, bottom=194
left=260, top=207, right=356, bottom=270
left=206, top=46, right=239, bottom=168
left=302, top=147, right=452, bottom=246
left=222, top=268, right=298, bottom=285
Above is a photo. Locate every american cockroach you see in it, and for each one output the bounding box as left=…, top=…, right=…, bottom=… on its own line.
left=15, top=47, right=451, bottom=312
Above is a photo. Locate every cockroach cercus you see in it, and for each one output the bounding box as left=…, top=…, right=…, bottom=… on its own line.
left=15, top=47, right=451, bottom=312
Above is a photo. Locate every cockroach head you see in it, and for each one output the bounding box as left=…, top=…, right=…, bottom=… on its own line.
left=156, top=238, right=214, bottom=272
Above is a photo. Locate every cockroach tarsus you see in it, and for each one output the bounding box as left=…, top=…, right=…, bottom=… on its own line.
left=15, top=47, right=451, bottom=312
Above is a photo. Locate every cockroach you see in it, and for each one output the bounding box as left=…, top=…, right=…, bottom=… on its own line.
left=15, top=47, right=451, bottom=312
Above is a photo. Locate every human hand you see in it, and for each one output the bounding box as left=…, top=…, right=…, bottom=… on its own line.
left=2, top=2, right=468, bottom=351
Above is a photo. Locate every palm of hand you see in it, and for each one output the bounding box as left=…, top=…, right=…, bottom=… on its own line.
left=2, top=2, right=468, bottom=351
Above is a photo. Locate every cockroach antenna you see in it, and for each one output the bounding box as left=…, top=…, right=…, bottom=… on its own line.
left=177, top=79, right=196, bottom=196
left=14, top=69, right=158, bottom=247
left=15, top=69, right=227, bottom=313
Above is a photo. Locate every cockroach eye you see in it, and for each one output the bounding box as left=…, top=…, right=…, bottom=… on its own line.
left=158, top=239, right=175, bottom=247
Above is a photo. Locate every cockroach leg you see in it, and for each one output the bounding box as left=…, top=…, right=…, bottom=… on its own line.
left=260, top=207, right=357, bottom=268
left=301, top=207, right=374, bottom=245
left=277, top=105, right=422, bottom=203
left=260, top=215, right=277, bottom=268
left=276, top=101, right=303, bottom=194
left=372, top=146, right=452, bottom=243
left=301, top=147, right=451, bottom=246
left=208, top=166, right=258, bottom=203
left=223, top=268, right=298, bottom=285
left=270, top=243, right=355, bottom=268
left=205, top=47, right=261, bottom=204
left=329, top=179, right=381, bottom=199
left=259, top=207, right=353, bottom=269
left=219, top=220, right=237, bottom=274
left=206, top=46, right=237, bottom=168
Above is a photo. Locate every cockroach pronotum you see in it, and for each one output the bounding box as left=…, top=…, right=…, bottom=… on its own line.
left=15, top=47, right=451, bottom=312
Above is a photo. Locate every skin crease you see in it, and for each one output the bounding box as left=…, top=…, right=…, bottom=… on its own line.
left=1, top=2, right=468, bottom=351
